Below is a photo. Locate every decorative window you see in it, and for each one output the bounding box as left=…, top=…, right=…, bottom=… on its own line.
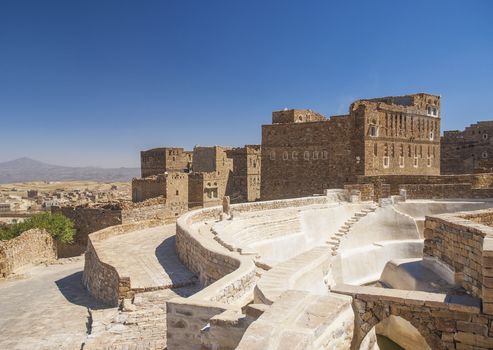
left=383, top=156, right=390, bottom=168
left=399, top=156, right=405, bottom=168
left=427, top=156, right=432, bottom=167
left=429, top=131, right=434, bottom=141
left=369, top=126, right=378, bottom=137
left=373, top=144, right=378, bottom=157
left=270, top=151, right=276, bottom=160
left=414, top=156, right=419, bottom=168
left=304, top=151, right=310, bottom=160
left=482, top=151, right=489, bottom=159
left=292, top=151, right=298, bottom=160
left=313, top=151, right=319, bottom=160
left=432, top=107, right=437, bottom=116
left=321, top=151, right=328, bottom=160
left=483, top=133, right=489, bottom=140
left=283, top=151, right=289, bottom=160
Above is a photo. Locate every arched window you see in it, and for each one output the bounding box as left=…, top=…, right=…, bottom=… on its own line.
left=321, top=151, right=328, bottom=160
left=283, top=151, right=289, bottom=160
left=304, top=151, right=310, bottom=160
left=270, top=151, right=276, bottom=160
left=292, top=151, right=298, bottom=160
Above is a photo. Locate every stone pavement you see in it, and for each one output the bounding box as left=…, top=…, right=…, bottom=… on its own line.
left=84, top=285, right=201, bottom=350
left=97, top=224, right=197, bottom=290
left=0, top=257, right=108, bottom=350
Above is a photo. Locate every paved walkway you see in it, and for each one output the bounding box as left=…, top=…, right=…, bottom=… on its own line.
left=97, top=224, right=197, bottom=290
left=0, top=258, right=109, bottom=350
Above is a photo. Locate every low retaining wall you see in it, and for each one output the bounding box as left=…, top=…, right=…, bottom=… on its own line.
left=0, top=229, right=56, bottom=278
left=168, top=195, right=333, bottom=350
left=82, top=220, right=163, bottom=306
left=424, top=209, right=493, bottom=314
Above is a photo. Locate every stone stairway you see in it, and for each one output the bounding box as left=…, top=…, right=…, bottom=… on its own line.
left=326, top=204, right=379, bottom=256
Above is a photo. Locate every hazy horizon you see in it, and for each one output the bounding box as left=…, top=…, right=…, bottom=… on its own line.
left=1, top=0, right=492, bottom=168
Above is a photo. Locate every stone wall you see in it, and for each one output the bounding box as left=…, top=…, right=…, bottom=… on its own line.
left=82, top=220, right=163, bottom=306
left=424, top=210, right=493, bottom=313
left=355, top=173, right=493, bottom=196
left=140, top=147, right=191, bottom=177
left=0, top=229, right=56, bottom=278
left=166, top=298, right=234, bottom=350
left=399, top=183, right=473, bottom=199
left=332, top=284, right=493, bottom=350
left=344, top=184, right=375, bottom=201
left=54, top=199, right=181, bottom=257
left=52, top=205, right=122, bottom=257
left=441, top=121, right=493, bottom=175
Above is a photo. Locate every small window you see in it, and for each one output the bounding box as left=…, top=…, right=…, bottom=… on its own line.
left=283, top=151, right=289, bottom=160
left=483, top=133, right=489, bottom=140
left=414, top=156, right=419, bottom=168
left=373, top=144, right=378, bottom=157
left=482, top=151, right=488, bottom=159
left=270, top=151, right=276, bottom=160
left=313, top=151, right=319, bottom=160
left=321, top=151, right=328, bottom=160
left=429, top=131, right=434, bottom=141
left=383, top=156, right=390, bottom=168
left=432, top=107, right=437, bottom=116
left=292, top=151, right=298, bottom=160
left=304, top=151, right=310, bottom=160
left=427, top=156, right=432, bottom=167
left=176, top=190, right=179, bottom=196
left=369, top=126, right=378, bottom=137
left=399, top=156, right=404, bottom=168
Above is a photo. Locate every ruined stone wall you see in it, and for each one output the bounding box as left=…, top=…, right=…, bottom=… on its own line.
left=52, top=206, right=122, bottom=257
left=261, top=117, right=354, bottom=200
left=132, top=175, right=166, bottom=202
left=140, top=147, right=191, bottom=177
left=441, top=121, right=493, bottom=175
left=0, top=229, right=56, bottom=278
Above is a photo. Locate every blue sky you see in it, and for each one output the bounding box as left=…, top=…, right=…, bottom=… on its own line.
left=1, top=0, right=492, bottom=167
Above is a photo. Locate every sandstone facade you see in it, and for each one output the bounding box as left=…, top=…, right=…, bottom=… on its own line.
left=261, top=93, right=441, bottom=200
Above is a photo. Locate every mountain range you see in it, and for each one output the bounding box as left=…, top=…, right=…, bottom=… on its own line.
left=0, top=157, right=140, bottom=184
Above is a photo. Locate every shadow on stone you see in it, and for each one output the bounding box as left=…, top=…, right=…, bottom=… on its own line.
left=55, top=271, right=111, bottom=310
left=155, top=235, right=200, bottom=297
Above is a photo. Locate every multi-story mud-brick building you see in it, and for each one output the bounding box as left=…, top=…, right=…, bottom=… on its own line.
left=441, top=121, right=493, bottom=174
left=140, top=147, right=192, bottom=177
left=261, top=93, right=441, bottom=200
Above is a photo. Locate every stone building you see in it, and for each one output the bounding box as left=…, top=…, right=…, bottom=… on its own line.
left=132, top=172, right=188, bottom=207
left=133, top=144, right=261, bottom=208
left=261, top=93, right=441, bottom=200
left=226, top=145, right=261, bottom=202
left=140, top=147, right=192, bottom=177
left=188, top=146, right=233, bottom=208
left=441, top=121, right=493, bottom=174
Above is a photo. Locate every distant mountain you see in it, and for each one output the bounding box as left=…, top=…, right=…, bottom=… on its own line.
left=0, top=157, right=140, bottom=184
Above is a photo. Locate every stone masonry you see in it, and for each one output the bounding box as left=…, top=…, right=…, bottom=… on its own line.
left=441, top=121, right=493, bottom=174
left=261, top=93, right=441, bottom=200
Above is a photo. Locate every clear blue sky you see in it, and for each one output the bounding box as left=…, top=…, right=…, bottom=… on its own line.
left=1, top=0, right=492, bottom=167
